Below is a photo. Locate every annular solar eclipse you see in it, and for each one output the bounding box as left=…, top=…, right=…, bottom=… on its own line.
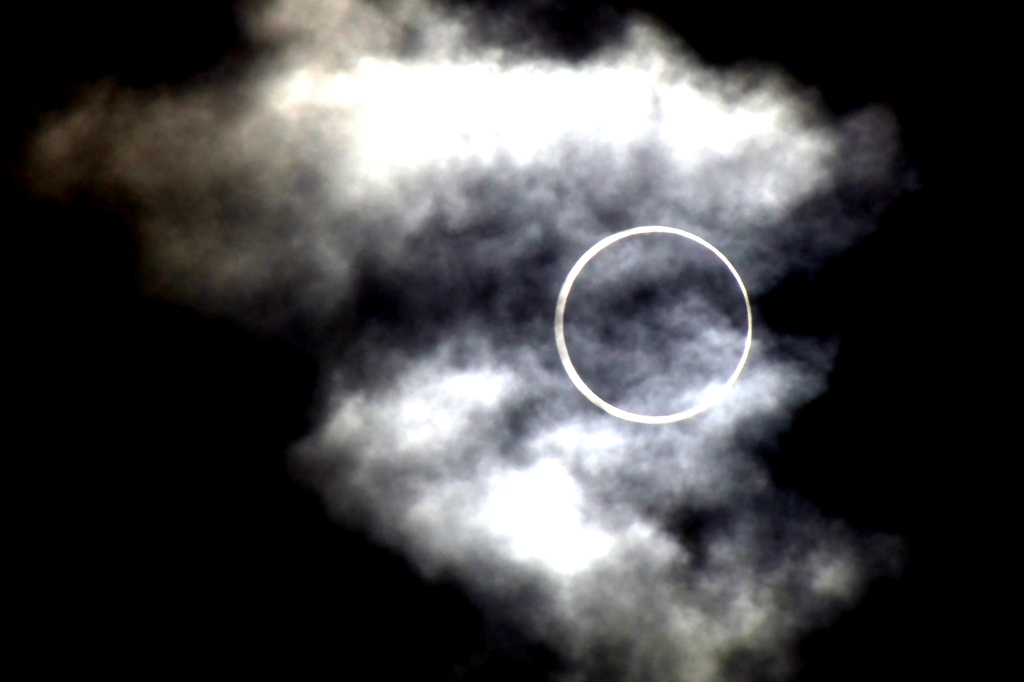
left=554, top=226, right=753, bottom=424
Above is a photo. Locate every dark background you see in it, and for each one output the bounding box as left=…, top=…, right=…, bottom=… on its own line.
left=5, top=1, right=1000, bottom=679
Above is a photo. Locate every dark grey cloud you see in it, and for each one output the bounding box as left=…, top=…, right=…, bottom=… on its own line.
left=27, top=1, right=910, bottom=679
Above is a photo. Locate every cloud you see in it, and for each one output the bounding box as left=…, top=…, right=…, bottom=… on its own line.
left=28, top=1, right=909, bottom=679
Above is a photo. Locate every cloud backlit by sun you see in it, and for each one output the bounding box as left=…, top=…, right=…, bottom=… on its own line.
left=27, top=1, right=909, bottom=679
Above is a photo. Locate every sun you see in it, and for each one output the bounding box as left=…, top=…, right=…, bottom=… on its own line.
left=554, top=226, right=753, bottom=424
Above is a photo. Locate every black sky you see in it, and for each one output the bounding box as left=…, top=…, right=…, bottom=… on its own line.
left=5, top=2, right=1001, bottom=680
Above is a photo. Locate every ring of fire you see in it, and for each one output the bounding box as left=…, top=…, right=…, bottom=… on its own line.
left=554, top=226, right=753, bottom=424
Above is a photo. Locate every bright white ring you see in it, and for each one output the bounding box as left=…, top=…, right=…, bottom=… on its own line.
left=554, top=226, right=753, bottom=424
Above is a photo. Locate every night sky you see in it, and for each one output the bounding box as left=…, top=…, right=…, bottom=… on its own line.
left=6, top=2, right=1001, bottom=680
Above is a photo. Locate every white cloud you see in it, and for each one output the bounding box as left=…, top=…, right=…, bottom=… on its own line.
left=27, top=1, right=906, bottom=679
left=478, top=458, right=617, bottom=575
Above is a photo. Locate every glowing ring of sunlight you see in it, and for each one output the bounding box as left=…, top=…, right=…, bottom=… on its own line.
left=554, top=226, right=753, bottom=424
